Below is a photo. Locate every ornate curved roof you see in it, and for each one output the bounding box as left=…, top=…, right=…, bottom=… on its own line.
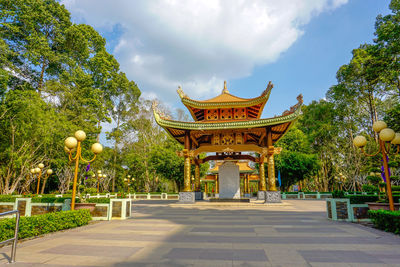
left=153, top=97, right=302, bottom=131
left=177, top=81, right=273, bottom=120
left=152, top=93, right=303, bottom=150
left=178, top=82, right=272, bottom=107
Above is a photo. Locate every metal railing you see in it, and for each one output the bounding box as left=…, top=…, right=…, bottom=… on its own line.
left=0, top=210, right=20, bottom=263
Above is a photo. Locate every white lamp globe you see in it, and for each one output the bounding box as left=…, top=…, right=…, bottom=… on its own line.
left=91, top=143, right=103, bottom=154
left=353, top=136, right=367, bottom=148
left=46, top=169, right=53, bottom=175
left=35, top=167, right=40, bottom=173
left=380, top=128, right=395, bottom=142
left=38, top=163, right=44, bottom=169
left=65, top=137, right=78, bottom=149
left=391, top=133, right=400, bottom=145
left=74, top=130, right=86, bottom=141
left=372, top=121, right=387, bottom=133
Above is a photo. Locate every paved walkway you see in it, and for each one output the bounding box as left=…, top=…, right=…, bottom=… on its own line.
left=1, top=200, right=400, bottom=266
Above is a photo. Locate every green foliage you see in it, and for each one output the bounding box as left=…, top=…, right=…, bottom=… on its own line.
left=0, top=209, right=91, bottom=242
left=0, top=195, right=17, bottom=202
left=362, top=184, right=379, bottom=193
left=346, top=195, right=379, bottom=204
left=85, top=197, right=110, bottom=203
left=83, top=188, right=97, bottom=195
left=392, top=185, right=400, bottom=191
left=275, top=151, right=320, bottom=191
left=368, top=210, right=400, bottom=234
left=391, top=176, right=400, bottom=182
left=150, top=137, right=184, bottom=188
left=31, top=197, right=71, bottom=203
left=366, top=175, right=382, bottom=185
left=0, top=0, right=140, bottom=195
left=332, top=190, right=345, bottom=198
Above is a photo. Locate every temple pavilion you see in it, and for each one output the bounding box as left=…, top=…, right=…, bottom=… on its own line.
left=152, top=81, right=302, bottom=202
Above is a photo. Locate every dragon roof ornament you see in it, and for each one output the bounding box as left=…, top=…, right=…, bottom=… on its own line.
left=177, top=86, right=187, bottom=99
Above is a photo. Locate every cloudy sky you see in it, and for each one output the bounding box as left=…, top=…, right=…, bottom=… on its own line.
left=62, top=0, right=390, bottom=121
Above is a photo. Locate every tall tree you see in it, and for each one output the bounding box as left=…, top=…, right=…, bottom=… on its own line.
left=0, top=0, right=72, bottom=93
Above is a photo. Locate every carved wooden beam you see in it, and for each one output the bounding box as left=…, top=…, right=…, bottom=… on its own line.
left=199, top=154, right=258, bottom=163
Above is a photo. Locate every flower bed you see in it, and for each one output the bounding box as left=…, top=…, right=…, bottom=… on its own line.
left=0, top=209, right=91, bottom=242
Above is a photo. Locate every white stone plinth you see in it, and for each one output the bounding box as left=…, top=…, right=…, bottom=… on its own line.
left=265, top=191, right=282, bottom=203
left=179, top=192, right=195, bottom=203
left=218, top=162, right=240, bottom=199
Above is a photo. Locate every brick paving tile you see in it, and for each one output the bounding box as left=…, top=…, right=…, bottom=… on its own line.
left=0, top=199, right=399, bottom=267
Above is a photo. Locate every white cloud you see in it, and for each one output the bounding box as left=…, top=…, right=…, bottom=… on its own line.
left=62, top=0, right=348, bottom=103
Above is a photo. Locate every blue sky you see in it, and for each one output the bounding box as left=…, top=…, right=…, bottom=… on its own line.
left=230, top=0, right=391, bottom=117
left=62, top=0, right=391, bottom=145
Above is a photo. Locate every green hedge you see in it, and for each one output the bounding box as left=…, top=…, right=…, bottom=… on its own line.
left=392, top=185, right=400, bottom=191
left=368, top=210, right=400, bottom=235
left=0, top=195, right=75, bottom=203
left=346, top=195, right=379, bottom=204
left=0, top=195, right=17, bottom=202
left=31, top=197, right=73, bottom=203
left=0, top=209, right=91, bottom=242
left=85, top=198, right=110, bottom=203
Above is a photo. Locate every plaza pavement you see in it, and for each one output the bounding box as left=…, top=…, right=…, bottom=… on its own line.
left=0, top=199, right=400, bottom=267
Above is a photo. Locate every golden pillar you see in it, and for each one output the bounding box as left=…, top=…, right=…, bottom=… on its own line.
left=183, top=156, right=191, bottom=192
left=243, top=175, right=246, bottom=195
left=215, top=175, right=219, bottom=194
left=195, top=163, right=200, bottom=191
left=183, top=131, right=191, bottom=192
left=259, top=155, right=267, bottom=191
left=267, top=153, right=277, bottom=191
left=205, top=182, right=208, bottom=194
left=266, top=129, right=277, bottom=191
left=247, top=175, right=250, bottom=194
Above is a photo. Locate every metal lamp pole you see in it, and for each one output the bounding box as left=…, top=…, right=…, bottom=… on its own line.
left=64, top=130, right=103, bottom=210
left=353, top=121, right=400, bottom=211
left=40, top=169, right=53, bottom=194
left=35, top=163, right=44, bottom=194
left=96, top=170, right=103, bottom=193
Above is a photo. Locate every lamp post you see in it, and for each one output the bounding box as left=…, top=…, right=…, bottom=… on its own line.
left=65, top=130, right=103, bottom=210
left=34, top=163, right=45, bottom=195
left=96, top=170, right=103, bottom=193
left=124, top=175, right=133, bottom=192
left=40, top=169, right=53, bottom=194
left=353, top=121, right=400, bottom=211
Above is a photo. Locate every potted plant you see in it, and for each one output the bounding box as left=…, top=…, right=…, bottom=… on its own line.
left=74, top=190, right=97, bottom=211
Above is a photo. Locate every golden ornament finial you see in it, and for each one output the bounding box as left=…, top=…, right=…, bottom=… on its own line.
left=177, top=86, right=187, bottom=98
left=222, top=80, right=229, bottom=94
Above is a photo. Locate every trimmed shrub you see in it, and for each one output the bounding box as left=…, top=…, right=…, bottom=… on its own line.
left=83, top=188, right=97, bottom=194
left=332, top=190, right=345, bottom=198
left=368, top=210, right=400, bottom=235
left=85, top=198, right=110, bottom=204
left=31, top=197, right=73, bottom=203
left=346, top=195, right=379, bottom=204
left=362, top=184, right=379, bottom=193
left=392, top=185, right=400, bottom=191
left=0, top=195, right=17, bottom=202
left=0, top=209, right=92, bottom=242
